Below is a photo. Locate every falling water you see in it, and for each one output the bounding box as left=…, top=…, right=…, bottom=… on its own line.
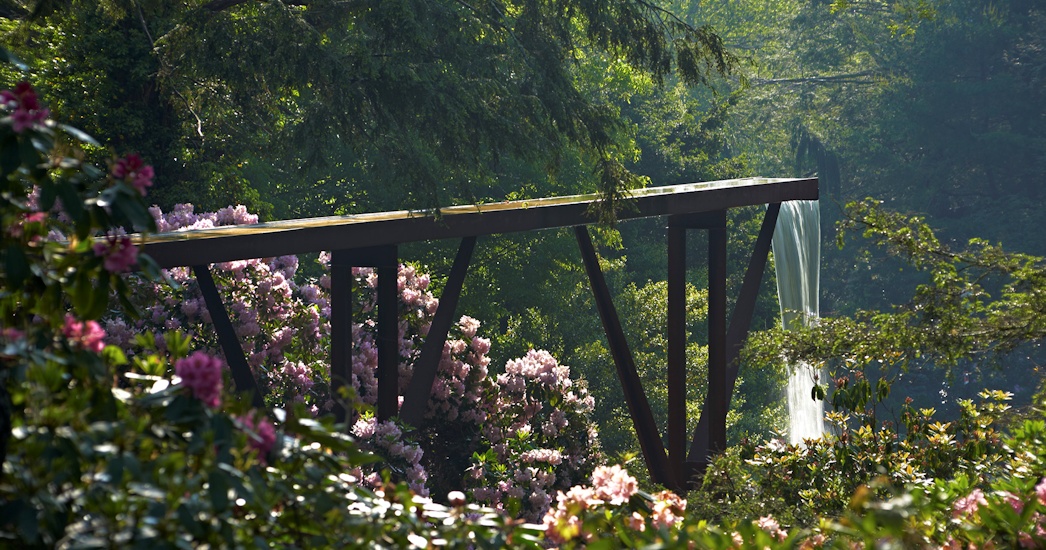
left=771, top=200, right=823, bottom=445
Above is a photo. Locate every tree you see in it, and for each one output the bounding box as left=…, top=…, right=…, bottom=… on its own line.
left=1, top=0, right=737, bottom=219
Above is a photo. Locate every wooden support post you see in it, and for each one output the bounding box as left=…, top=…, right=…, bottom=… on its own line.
left=667, top=224, right=687, bottom=489
left=400, top=237, right=477, bottom=426
left=707, top=212, right=728, bottom=454
left=575, top=226, right=673, bottom=488
left=193, top=265, right=264, bottom=408
left=329, top=251, right=354, bottom=427
left=687, top=204, right=781, bottom=467
left=330, top=246, right=399, bottom=427
left=377, top=262, right=398, bottom=421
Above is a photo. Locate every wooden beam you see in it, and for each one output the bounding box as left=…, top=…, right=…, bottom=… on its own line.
left=329, top=251, right=354, bottom=428
left=330, top=246, right=399, bottom=426
left=141, top=179, right=818, bottom=269
left=575, top=226, right=673, bottom=487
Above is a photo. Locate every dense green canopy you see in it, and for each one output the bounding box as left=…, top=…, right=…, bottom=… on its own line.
left=1, top=0, right=736, bottom=218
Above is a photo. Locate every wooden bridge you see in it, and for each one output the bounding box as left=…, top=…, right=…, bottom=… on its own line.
left=139, top=177, right=818, bottom=491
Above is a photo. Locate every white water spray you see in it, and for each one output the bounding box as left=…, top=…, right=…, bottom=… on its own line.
left=771, top=200, right=823, bottom=444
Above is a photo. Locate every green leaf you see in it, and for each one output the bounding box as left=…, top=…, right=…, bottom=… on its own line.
left=58, top=123, right=101, bottom=147
left=4, top=244, right=29, bottom=288
left=0, top=46, right=27, bottom=70
left=102, top=345, right=128, bottom=367
left=208, top=470, right=231, bottom=512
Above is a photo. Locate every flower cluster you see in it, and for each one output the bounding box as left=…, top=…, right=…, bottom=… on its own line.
left=114, top=204, right=329, bottom=413
left=92, top=233, right=138, bottom=273
left=467, top=349, right=601, bottom=519
left=62, top=314, right=106, bottom=353
left=111, top=153, right=155, bottom=196
left=351, top=415, right=428, bottom=496
left=1, top=81, right=49, bottom=132
left=542, top=465, right=685, bottom=545
left=174, top=351, right=224, bottom=408
left=238, top=411, right=277, bottom=464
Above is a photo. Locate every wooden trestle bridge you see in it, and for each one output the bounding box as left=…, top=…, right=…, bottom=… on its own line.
left=139, top=177, right=818, bottom=491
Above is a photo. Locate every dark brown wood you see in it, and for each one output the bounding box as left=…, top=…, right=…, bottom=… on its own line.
left=377, top=262, right=399, bottom=420
left=400, top=237, right=477, bottom=426
left=687, top=204, right=780, bottom=466
left=192, top=265, right=264, bottom=408
left=575, top=226, right=672, bottom=487
left=667, top=224, right=687, bottom=489
left=141, top=179, right=818, bottom=269
left=708, top=216, right=728, bottom=455
left=329, top=251, right=354, bottom=426
left=330, top=246, right=400, bottom=426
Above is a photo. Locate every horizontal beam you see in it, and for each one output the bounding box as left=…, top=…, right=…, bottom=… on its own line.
left=141, top=179, right=817, bottom=269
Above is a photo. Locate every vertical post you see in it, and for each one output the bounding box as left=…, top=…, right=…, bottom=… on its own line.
left=329, top=251, right=354, bottom=428
left=376, top=262, right=399, bottom=421
left=666, top=223, right=687, bottom=488
left=707, top=212, right=728, bottom=453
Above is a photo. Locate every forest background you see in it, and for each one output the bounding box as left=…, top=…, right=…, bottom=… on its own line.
left=1, top=0, right=1043, bottom=466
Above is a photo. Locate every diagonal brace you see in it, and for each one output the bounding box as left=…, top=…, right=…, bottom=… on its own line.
left=575, top=226, right=673, bottom=488
left=399, top=237, right=477, bottom=426
left=193, top=265, right=265, bottom=408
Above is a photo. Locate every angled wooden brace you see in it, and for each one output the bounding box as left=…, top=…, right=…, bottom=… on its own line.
left=192, top=265, right=265, bottom=408
left=687, top=203, right=781, bottom=468
left=575, top=226, right=674, bottom=488
left=399, top=237, right=477, bottom=427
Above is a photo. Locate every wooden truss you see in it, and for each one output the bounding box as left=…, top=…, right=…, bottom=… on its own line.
left=140, top=177, right=817, bottom=491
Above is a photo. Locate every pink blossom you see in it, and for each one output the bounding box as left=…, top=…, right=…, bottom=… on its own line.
left=1000, top=490, right=1025, bottom=514
left=174, top=351, right=224, bottom=408
left=93, top=234, right=138, bottom=273
left=1, top=81, right=49, bottom=132
left=650, top=490, right=686, bottom=529
left=111, top=153, right=154, bottom=195
left=1036, top=478, right=1046, bottom=506
left=458, top=315, right=481, bottom=338
left=756, top=515, right=787, bottom=541
left=239, top=412, right=277, bottom=464
left=952, top=488, right=987, bottom=519
left=62, top=314, right=106, bottom=353
left=591, top=464, right=638, bottom=505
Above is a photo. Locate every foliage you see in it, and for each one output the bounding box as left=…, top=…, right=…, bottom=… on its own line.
left=0, top=77, right=540, bottom=548
left=0, top=0, right=740, bottom=220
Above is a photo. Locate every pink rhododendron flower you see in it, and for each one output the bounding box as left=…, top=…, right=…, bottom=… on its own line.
left=174, top=351, right=224, bottom=408
left=591, top=464, right=638, bottom=505
left=1, top=81, right=49, bottom=132
left=1037, top=478, right=1046, bottom=506
left=62, top=314, right=106, bottom=353
left=650, top=490, right=686, bottom=529
left=239, top=412, right=277, bottom=464
left=952, top=488, right=988, bottom=519
left=756, top=515, right=787, bottom=542
left=93, top=234, right=138, bottom=273
left=111, top=153, right=154, bottom=195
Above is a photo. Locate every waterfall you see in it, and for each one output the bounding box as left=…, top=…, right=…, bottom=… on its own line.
left=771, top=200, right=823, bottom=444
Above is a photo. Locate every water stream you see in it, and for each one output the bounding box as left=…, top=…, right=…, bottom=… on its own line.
left=771, top=200, right=823, bottom=444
